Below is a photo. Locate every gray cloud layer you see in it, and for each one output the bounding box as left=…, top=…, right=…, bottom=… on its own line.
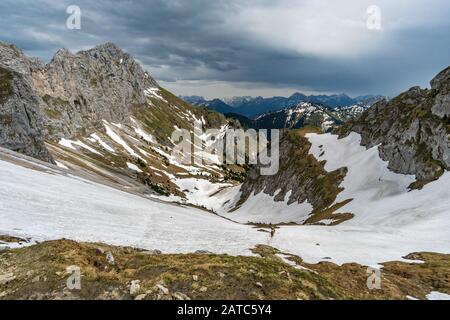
left=1, top=0, right=449, bottom=98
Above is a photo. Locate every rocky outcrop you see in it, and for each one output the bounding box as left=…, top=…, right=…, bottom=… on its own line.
left=431, top=66, right=450, bottom=119
left=336, top=67, right=450, bottom=182
left=0, top=43, right=53, bottom=162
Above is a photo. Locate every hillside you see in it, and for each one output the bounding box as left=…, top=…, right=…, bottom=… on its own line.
left=1, top=148, right=449, bottom=300
left=1, top=239, right=449, bottom=300
left=0, top=42, right=239, bottom=200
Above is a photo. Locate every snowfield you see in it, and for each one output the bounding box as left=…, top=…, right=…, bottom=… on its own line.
left=1, top=129, right=450, bottom=267
left=219, top=190, right=313, bottom=224
left=0, top=154, right=266, bottom=256
left=269, top=133, right=450, bottom=265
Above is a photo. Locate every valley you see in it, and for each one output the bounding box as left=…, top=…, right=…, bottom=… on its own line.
left=0, top=41, right=449, bottom=300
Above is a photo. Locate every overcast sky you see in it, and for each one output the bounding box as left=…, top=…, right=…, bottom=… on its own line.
left=1, top=0, right=449, bottom=99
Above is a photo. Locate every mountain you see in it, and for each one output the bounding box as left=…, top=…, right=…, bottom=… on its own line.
left=223, top=112, right=256, bottom=129
left=234, top=93, right=384, bottom=118
left=0, top=44, right=54, bottom=163
left=179, top=95, right=206, bottom=105
left=211, top=66, right=449, bottom=227
left=354, top=94, right=386, bottom=106
left=225, top=102, right=369, bottom=132
left=230, top=94, right=307, bottom=118
left=181, top=96, right=236, bottom=114
left=302, top=93, right=355, bottom=108
left=0, top=42, right=236, bottom=200
left=223, top=96, right=254, bottom=107
left=184, top=93, right=384, bottom=119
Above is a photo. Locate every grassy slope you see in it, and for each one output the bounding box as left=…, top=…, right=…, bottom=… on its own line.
left=1, top=239, right=448, bottom=300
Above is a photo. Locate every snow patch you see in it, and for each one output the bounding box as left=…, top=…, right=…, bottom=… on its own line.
left=126, top=162, right=143, bottom=173
left=103, top=121, right=146, bottom=162
left=221, top=190, right=313, bottom=224
left=54, top=161, right=69, bottom=170
left=0, top=157, right=267, bottom=256
left=90, top=133, right=115, bottom=153
left=58, top=138, right=102, bottom=156
left=144, top=87, right=167, bottom=102
left=427, top=291, right=450, bottom=300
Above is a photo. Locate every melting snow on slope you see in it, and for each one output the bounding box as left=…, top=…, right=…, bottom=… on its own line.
left=170, top=178, right=234, bottom=209
left=58, top=138, right=102, bottom=156
left=54, top=161, right=69, bottom=170
left=306, top=132, right=417, bottom=225
left=144, top=87, right=167, bottom=102
left=268, top=132, right=450, bottom=265
left=219, top=190, right=313, bottom=224
left=103, top=121, right=146, bottom=162
left=165, top=177, right=314, bottom=224
left=90, top=133, right=116, bottom=153
left=0, top=157, right=266, bottom=255
left=126, top=162, right=143, bottom=173
left=130, top=117, right=156, bottom=144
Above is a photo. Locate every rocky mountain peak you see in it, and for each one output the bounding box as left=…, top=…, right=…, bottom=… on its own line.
left=0, top=42, right=163, bottom=162
left=430, top=66, right=450, bottom=119
left=52, top=48, right=71, bottom=61
left=431, top=66, right=450, bottom=91
left=0, top=42, right=34, bottom=75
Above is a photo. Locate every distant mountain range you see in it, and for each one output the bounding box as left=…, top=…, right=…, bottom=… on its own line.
left=225, top=102, right=371, bottom=132
left=181, top=93, right=386, bottom=119
left=181, top=96, right=236, bottom=114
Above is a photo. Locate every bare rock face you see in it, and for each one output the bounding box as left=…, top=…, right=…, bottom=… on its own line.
left=0, top=43, right=53, bottom=163
left=337, top=67, right=450, bottom=182
left=30, top=42, right=159, bottom=139
left=431, top=66, right=450, bottom=119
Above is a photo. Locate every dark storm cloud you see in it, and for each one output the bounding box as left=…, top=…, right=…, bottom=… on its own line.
left=0, top=0, right=449, bottom=97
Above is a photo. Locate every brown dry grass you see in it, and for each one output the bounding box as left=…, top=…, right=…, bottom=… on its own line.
left=1, top=239, right=448, bottom=300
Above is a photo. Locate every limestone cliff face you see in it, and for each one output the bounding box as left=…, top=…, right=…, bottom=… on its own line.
left=337, top=67, right=450, bottom=182
left=0, top=43, right=53, bottom=162
left=30, top=42, right=159, bottom=139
